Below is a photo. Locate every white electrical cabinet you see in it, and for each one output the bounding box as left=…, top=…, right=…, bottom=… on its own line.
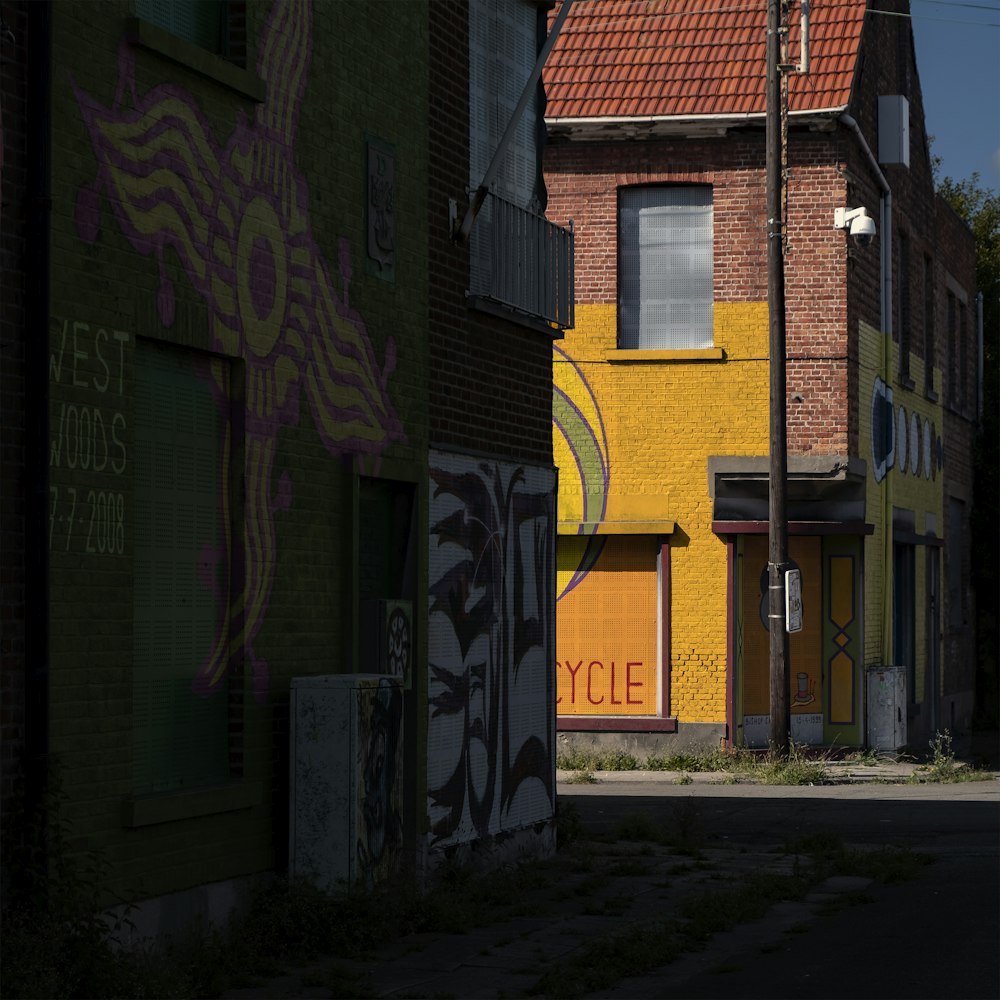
left=289, top=674, right=403, bottom=891
left=866, top=664, right=907, bottom=751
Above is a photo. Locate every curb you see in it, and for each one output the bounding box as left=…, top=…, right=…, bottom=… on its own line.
left=555, top=764, right=1000, bottom=784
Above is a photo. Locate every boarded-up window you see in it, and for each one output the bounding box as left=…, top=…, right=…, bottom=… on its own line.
left=136, top=0, right=226, bottom=54
left=619, top=186, right=714, bottom=350
left=556, top=536, right=658, bottom=715
left=132, top=339, right=232, bottom=793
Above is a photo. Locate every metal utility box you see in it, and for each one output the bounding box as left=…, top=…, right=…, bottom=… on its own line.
left=289, top=674, right=403, bottom=891
left=866, top=664, right=907, bottom=751
left=878, top=95, right=910, bottom=167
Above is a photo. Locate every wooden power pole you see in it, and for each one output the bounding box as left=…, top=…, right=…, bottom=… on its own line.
left=766, top=0, right=790, bottom=754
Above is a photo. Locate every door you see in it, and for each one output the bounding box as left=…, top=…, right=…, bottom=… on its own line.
left=822, top=535, right=864, bottom=746
left=925, top=546, right=940, bottom=733
left=737, top=535, right=823, bottom=748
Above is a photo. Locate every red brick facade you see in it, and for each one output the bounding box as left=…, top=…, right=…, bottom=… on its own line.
left=543, top=0, right=979, bottom=747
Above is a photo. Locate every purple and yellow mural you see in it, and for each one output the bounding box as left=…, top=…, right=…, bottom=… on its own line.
left=552, top=344, right=610, bottom=601
left=73, top=0, right=402, bottom=698
left=427, top=452, right=555, bottom=846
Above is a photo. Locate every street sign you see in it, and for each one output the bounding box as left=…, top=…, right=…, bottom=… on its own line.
left=785, top=568, right=803, bottom=633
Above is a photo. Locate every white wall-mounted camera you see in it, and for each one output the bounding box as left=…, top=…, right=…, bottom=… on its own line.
left=834, top=206, right=877, bottom=247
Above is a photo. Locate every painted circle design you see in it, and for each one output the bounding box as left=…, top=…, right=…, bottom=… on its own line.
left=237, top=196, right=288, bottom=358
left=909, top=412, right=920, bottom=476
left=923, top=419, right=932, bottom=480
left=896, top=406, right=908, bottom=475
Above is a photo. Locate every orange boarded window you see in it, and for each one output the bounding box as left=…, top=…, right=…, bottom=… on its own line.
left=556, top=536, right=658, bottom=715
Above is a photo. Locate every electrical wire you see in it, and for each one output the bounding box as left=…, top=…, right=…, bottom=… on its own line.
left=552, top=1, right=999, bottom=37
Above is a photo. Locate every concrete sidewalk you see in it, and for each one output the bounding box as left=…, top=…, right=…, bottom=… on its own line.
left=556, top=758, right=924, bottom=784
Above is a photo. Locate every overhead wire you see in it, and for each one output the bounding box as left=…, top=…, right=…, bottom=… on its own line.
left=552, top=1, right=999, bottom=37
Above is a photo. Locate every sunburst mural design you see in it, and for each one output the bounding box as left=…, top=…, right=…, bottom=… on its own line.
left=73, top=0, right=403, bottom=698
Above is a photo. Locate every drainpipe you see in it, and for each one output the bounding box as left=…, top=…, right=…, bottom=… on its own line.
left=977, top=292, right=984, bottom=423
left=25, top=0, right=51, bottom=835
left=798, top=0, right=810, bottom=74
left=839, top=112, right=894, bottom=667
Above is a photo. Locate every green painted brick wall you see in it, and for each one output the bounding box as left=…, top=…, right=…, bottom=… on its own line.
left=47, top=0, right=429, bottom=903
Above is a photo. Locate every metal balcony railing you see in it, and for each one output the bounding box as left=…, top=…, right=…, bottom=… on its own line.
left=469, top=190, right=574, bottom=331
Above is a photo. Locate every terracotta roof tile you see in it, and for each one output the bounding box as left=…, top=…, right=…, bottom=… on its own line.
left=546, top=0, right=867, bottom=120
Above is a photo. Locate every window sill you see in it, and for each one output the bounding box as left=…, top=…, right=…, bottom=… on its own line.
left=557, top=716, right=678, bottom=732
left=924, top=387, right=938, bottom=403
left=123, top=780, right=261, bottom=828
left=558, top=519, right=675, bottom=535
left=605, top=347, right=725, bottom=363
left=898, top=374, right=916, bottom=392
left=126, top=17, right=266, bottom=103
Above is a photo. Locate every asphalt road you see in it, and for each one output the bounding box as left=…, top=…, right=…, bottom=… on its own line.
left=563, top=780, right=1000, bottom=1000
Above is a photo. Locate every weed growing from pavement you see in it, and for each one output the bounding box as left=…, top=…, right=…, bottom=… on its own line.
left=0, top=765, right=170, bottom=1000
left=756, top=744, right=829, bottom=785
left=555, top=799, right=587, bottom=847
left=530, top=868, right=815, bottom=998
left=599, top=800, right=707, bottom=855
left=530, top=834, right=932, bottom=999
left=558, top=743, right=831, bottom=784
left=908, top=729, right=994, bottom=783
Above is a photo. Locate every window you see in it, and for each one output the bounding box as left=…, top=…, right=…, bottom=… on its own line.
left=466, top=0, right=573, bottom=329
left=947, top=289, right=969, bottom=412
left=947, top=497, right=968, bottom=629
left=132, top=339, right=237, bottom=793
left=958, top=300, right=968, bottom=413
left=619, top=186, right=714, bottom=350
left=947, top=291, right=958, bottom=404
left=897, top=232, right=911, bottom=381
left=468, top=0, right=542, bottom=209
left=136, top=0, right=227, bottom=55
left=923, top=255, right=935, bottom=394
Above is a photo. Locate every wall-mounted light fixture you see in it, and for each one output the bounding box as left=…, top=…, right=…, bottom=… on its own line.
left=834, top=206, right=876, bottom=247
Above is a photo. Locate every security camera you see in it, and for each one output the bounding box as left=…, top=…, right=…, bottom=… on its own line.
left=850, top=213, right=876, bottom=246
left=834, top=207, right=876, bottom=247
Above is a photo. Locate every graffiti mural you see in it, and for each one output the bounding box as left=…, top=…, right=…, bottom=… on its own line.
left=552, top=344, right=610, bottom=600
left=73, top=0, right=402, bottom=698
left=427, top=452, right=555, bottom=846
left=356, top=677, right=403, bottom=886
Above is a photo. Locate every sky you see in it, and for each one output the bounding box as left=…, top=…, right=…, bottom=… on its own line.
left=909, top=0, right=1000, bottom=187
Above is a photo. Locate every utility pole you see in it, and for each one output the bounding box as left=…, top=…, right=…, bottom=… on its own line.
left=766, top=0, right=790, bottom=754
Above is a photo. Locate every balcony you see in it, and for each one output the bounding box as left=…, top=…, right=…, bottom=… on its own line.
left=469, top=189, right=574, bottom=332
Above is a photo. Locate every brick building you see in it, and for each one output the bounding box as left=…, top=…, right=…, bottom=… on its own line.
left=2, top=0, right=571, bottom=932
left=544, top=1, right=979, bottom=752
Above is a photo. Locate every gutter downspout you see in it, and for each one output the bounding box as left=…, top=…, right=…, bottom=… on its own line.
left=977, top=292, right=984, bottom=423
left=839, top=112, right=894, bottom=668
left=25, top=0, right=51, bottom=842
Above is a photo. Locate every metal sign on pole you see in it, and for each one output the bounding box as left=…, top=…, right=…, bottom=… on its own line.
left=785, top=568, right=803, bottom=634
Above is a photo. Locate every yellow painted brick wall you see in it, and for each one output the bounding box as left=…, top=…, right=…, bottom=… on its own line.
left=858, top=319, right=945, bottom=703
left=554, top=302, right=770, bottom=723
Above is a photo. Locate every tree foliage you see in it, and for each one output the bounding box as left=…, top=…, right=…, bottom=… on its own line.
left=937, top=171, right=999, bottom=728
